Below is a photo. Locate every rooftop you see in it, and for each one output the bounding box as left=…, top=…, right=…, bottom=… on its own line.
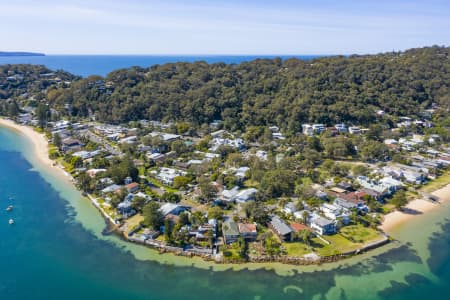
left=270, top=216, right=293, bottom=236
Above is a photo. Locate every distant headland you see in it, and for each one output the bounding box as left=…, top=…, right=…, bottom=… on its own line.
left=0, top=51, right=45, bottom=57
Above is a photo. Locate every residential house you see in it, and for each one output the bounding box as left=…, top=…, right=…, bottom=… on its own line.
left=86, top=168, right=107, bottom=178
left=282, top=202, right=297, bottom=215
left=356, top=176, right=391, bottom=198
left=62, top=138, right=83, bottom=152
left=235, top=188, right=258, bottom=203
left=269, top=217, right=293, bottom=242
left=312, top=124, right=326, bottom=134
left=98, top=177, right=114, bottom=189
left=382, top=164, right=426, bottom=184
left=119, top=136, right=137, bottom=144
left=72, top=150, right=102, bottom=160
left=379, top=177, right=404, bottom=192
left=159, top=203, right=189, bottom=217
left=335, top=123, right=348, bottom=133
left=117, top=200, right=135, bottom=218
left=336, top=182, right=353, bottom=191
left=333, top=197, right=367, bottom=211
left=125, top=182, right=140, bottom=193
left=348, top=126, right=361, bottom=134
left=189, top=220, right=217, bottom=241
left=238, top=223, right=257, bottom=241
left=209, top=138, right=245, bottom=152
left=149, top=132, right=181, bottom=142
left=17, top=113, right=33, bottom=124
left=302, top=124, right=314, bottom=136
left=234, top=166, right=250, bottom=181
left=255, top=150, right=268, bottom=161
left=315, top=190, right=328, bottom=200
left=290, top=222, right=311, bottom=239
left=320, top=203, right=350, bottom=225
left=220, top=186, right=240, bottom=202
left=101, top=184, right=122, bottom=195
left=293, top=210, right=311, bottom=223
left=156, top=167, right=187, bottom=186
left=222, top=220, right=240, bottom=244
left=310, top=216, right=336, bottom=235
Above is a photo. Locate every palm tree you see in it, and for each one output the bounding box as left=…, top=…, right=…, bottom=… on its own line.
left=300, top=229, right=312, bottom=246
left=301, top=211, right=309, bottom=225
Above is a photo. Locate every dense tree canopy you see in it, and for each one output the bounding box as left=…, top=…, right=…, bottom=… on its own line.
left=0, top=46, right=442, bottom=134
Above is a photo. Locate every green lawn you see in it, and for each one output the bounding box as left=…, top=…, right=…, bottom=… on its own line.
left=340, top=225, right=382, bottom=244
left=312, top=234, right=359, bottom=256
left=222, top=247, right=245, bottom=261
left=125, top=214, right=144, bottom=231
left=282, top=242, right=312, bottom=256
left=146, top=177, right=179, bottom=193
left=420, top=169, right=450, bottom=193
left=138, top=166, right=146, bottom=176
left=100, top=204, right=118, bottom=219
left=310, top=226, right=384, bottom=256
left=243, top=179, right=259, bottom=188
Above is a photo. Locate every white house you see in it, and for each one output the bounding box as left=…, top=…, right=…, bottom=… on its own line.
left=302, top=124, right=314, bottom=136
left=220, top=186, right=240, bottom=202
left=349, top=126, right=361, bottom=134
left=209, top=138, right=245, bottom=152
left=282, top=202, right=297, bottom=215
left=159, top=203, right=189, bottom=216
left=156, top=167, right=187, bottom=186
left=320, top=203, right=350, bottom=225
left=310, top=215, right=336, bottom=235
left=235, top=188, right=258, bottom=203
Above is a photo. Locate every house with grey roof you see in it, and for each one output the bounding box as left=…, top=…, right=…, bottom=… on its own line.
left=235, top=188, right=258, bottom=203
left=159, top=203, right=189, bottom=217
left=269, top=216, right=293, bottom=241
left=101, top=184, right=122, bottom=195
left=311, top=216, right=336, bottom=235
left=222, top=220, right=240, bottom=244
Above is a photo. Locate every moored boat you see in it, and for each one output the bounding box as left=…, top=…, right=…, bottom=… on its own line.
left=8, top=219, right=14, bottom=225
left=6, top=205, right=13, bottom=211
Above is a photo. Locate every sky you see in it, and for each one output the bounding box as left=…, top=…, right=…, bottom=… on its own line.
left=0, top=0, right=449, bottom=55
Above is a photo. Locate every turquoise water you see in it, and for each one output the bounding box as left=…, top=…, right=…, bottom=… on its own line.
left=0, top=55, right=322, bottom=77
left=1, top=126, right=450, bottom=300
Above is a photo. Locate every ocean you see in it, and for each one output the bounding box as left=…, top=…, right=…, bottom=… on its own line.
left=0, top=55, right=322, bottom=77
left=1, top=125, right=450, bottom=300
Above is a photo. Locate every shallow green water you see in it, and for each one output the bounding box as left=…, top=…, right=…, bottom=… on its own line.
left=1, top=126, right=449, bottom=300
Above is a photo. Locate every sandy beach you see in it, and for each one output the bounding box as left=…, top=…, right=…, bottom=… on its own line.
left=380, top=184, right=450, bottom=233
left=0, top=118, right=71, bottom=180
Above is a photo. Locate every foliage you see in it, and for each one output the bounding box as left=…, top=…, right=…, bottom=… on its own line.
left=108, top=156, right=139, bottom=184
left=8, top=47, right=445, bottom=133
left=207, top=206, right=224, bottom=220
left=260, top=169, right=296, bottom=198
left=173, top=175, right=191, bottom=189
left=132, top=196, right=147, bottom=213
left=243, top=201, right=269, bottom=224
left=160, top=192, right=180, bottom=203
left=390, top=190, right=408, bottom=209
left=264, top=234, right=282, bottom=256
left=142, top=202, right=164, bottom=230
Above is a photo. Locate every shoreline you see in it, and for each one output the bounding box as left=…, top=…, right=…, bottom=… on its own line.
left=1, top=117, right=450, bottom=268
left=0, top=118, right=74, bottom=183
left=380, top=184, right=450, bottom=233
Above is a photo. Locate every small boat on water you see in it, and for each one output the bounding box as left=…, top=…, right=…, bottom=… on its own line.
left=6, top=205, right=13, bottom=211
left=8, top=219, right=14, bottom=225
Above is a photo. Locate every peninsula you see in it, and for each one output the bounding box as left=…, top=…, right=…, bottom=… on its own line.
left=0, top=46, right=449, bottom=265
left=0, top=51, right=45, bottom=57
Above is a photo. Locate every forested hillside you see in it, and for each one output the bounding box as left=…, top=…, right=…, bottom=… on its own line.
left=2, top=46, right=449, bottom=133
